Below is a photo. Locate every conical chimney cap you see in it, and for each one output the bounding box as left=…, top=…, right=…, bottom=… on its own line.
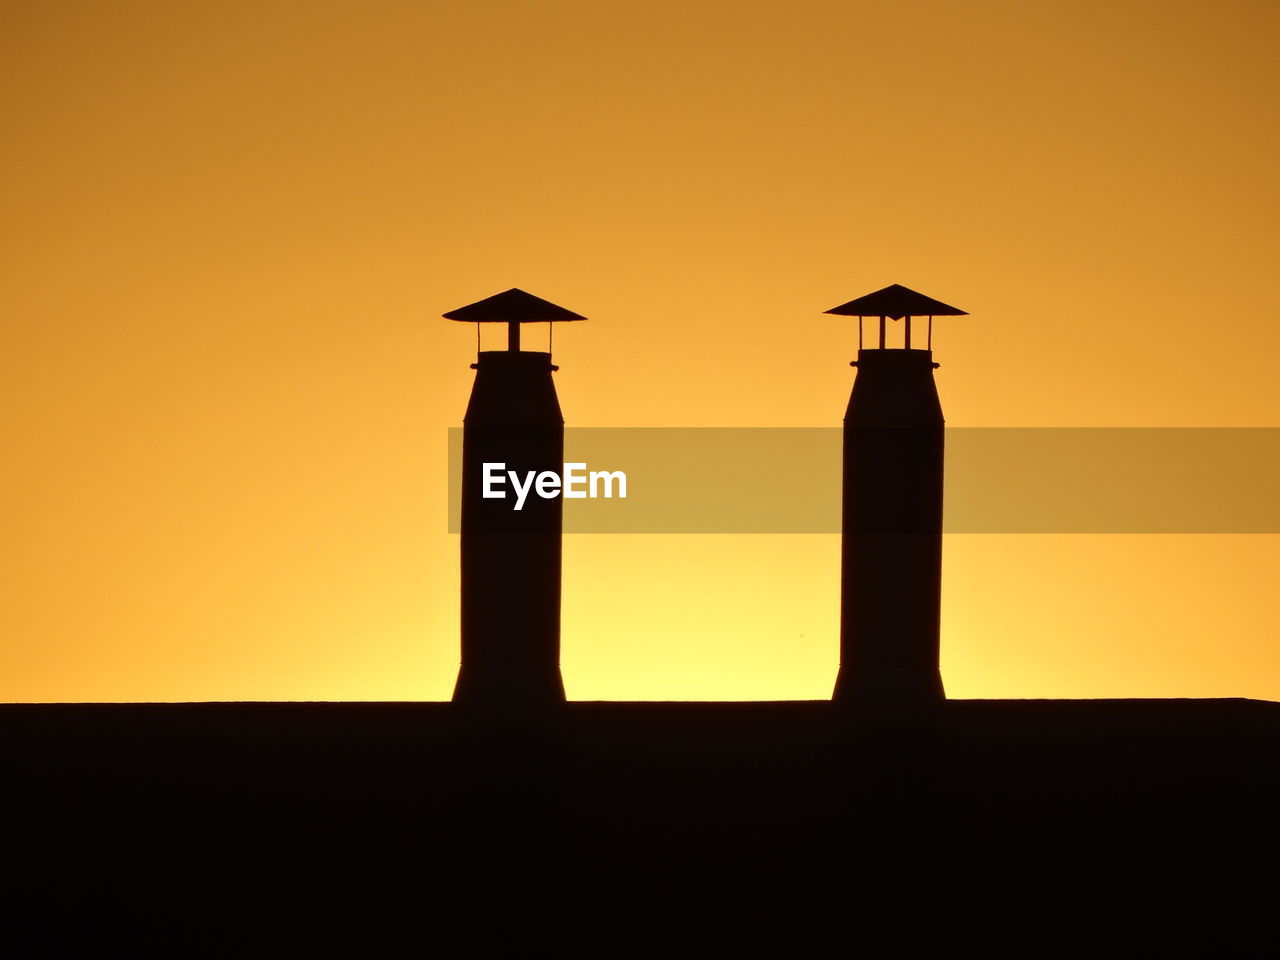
left=825, top=283, right=966, bottom=320
left=444, top=288, right=586, bottom=323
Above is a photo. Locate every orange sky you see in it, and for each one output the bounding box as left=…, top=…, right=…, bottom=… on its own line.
left=3, top=0, right=1278, bottom=702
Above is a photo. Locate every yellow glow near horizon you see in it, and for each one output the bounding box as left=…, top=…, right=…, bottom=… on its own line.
left=2, top=1, right=1279, bottom=702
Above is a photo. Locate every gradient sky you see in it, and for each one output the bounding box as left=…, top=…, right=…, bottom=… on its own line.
left=3, top=0, right=1278, bottom=702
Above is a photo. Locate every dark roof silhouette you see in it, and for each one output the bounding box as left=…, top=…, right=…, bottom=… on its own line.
left=825, top=283, right=967, bottom=320
left=443, top=288, right=586, bottom=323
left=6, top=698, right=1280, bottom=953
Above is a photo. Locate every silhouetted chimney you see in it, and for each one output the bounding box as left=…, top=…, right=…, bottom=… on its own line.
left=826, top=284, right=967, bottom=708
left=446, top=288, right=585, bottom=709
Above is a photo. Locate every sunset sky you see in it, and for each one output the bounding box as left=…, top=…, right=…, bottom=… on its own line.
left=3, top=0, right=1278, bottom=702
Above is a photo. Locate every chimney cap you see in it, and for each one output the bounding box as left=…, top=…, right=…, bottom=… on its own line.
left=444, top=288, right=586, bottom=323
left=825, top=283, right=967, bottom=320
